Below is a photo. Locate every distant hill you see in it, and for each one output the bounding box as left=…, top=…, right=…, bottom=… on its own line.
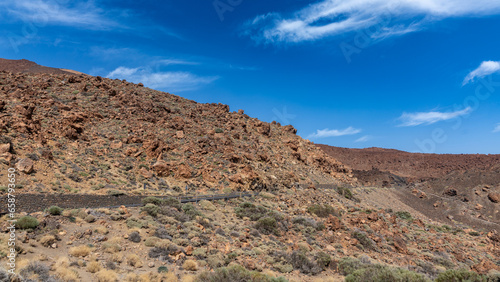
left=0, top=58, right=85, bottom=75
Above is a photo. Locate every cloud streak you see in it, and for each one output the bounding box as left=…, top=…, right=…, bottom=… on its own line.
left=398, top=107, right=472, bottom=127
left=463, top=61, right=500, bottom=85
left=106, top=67, right=217, bottom=92
left=493, top=123, right=500, bottom=133
left=246, top=0, right=500, bottom=44
left=1, top=0, right=117, bottom=29
left=355, top=135, right=372, bottom=143
left=308, top=126, right=361, bottom=139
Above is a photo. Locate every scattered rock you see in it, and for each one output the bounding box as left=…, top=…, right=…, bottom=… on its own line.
left=16, top=158, right=34, bottom=174
left=488, top=192, right=499, bottom=203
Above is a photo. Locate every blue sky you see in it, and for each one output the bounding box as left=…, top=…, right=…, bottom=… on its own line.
left=1, top=0, right=500, bottom=154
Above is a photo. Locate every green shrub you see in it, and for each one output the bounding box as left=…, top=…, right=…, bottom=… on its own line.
left=337, top=186, right=355, bottom=200
left=182, top=203, right=202, bottom=219
left=345, top=264, right=430, bottom=282
left=352, top=230, right=377, bottom=251
left=468, top=231, right=480, bottom=236
left=142, top=197, right=163, bottom=206
left=48, top=206, right=63, bottom=215
left=215, top=128, right=224, bottom=133
left=316, top=252, right=331, bottom=269
left=163, top=197, right=182, bottom=211
left=158, top=266, right=168, bottom=273
left=255, top=217, right=278, bottom=235
left=16, top=216, right=39, bottom=230
left=307, top=204, right=338, bottom=218
left=288, top=251, right=322, bottom=275
left=435, top=269, right=488, bottom=282
left=235, top=202, right=268, bottom=221
left=339, top=257, right=429, bottom=282
left=195, top=264, right=287, bottom=282
left=142, top=203, right=159, bottom=217
left=395, top=211, right=413, bottom=220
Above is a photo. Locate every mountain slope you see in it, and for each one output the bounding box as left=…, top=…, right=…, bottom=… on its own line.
left=0, top=68, right=352, bottom=196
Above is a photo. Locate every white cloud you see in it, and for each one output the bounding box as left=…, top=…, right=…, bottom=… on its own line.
left=398, top=107, right=472, bottom=127
left=493, top=123, right=500, bottom=133
left=107, top=67, right=217, bottom=92
left=355, top=135, right=372, bottom=143
left=1, top=0, right=116, bottom=29
left=463, top=61, right=500, bottom=85
left=308, top=126, right=361, bottom=138
left=246, top=0, right=500, bottom=43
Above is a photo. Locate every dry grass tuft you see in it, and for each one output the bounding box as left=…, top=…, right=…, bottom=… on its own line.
left=55, top=267, right=79, bottom=282
left=127, top=254, right=143, bottom=268
left=96, top=269, right=118, bottom=282
left=183, top=259, right=198, bottom=271
left=69, top=245, right=91, bottom=257
left=39, top=235, right=56, bottom=247
left=87, top=261, right=101, bottom=273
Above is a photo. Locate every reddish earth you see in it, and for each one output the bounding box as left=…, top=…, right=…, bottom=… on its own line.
left=0, top=58, right=84, bottom=75
left=316, top=145, right=500, bottom=182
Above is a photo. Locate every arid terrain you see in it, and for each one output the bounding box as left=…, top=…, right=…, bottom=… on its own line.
left=0, top=59, right=499, bottom=281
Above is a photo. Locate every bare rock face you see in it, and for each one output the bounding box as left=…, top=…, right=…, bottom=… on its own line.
left=393, top=235, right=408, bottom=254
left=488, top=192, right=499, bottom=203
left=0, top=143, right=10, bottom=154
left=16, top=158, right=34, bottom=174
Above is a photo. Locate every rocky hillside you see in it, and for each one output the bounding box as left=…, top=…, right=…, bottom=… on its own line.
left=0, top=58, right=81, bottom=76
left=317, top=145, right=500, bottom=181
left=0, top=69, right=352, bottom=196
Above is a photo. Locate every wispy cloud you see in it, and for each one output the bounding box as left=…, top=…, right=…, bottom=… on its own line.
left=246, top=0, right=500, bottom=44
left=1, top=0, right=116, bottom=30
left=107, top=67, right=217, bottom=92
left=493, top=123, right=500, bottom=133
left=355, top=135, right=372, bottom=143
left=463, top=61, right=500, bottom=85
left=398, top=107, right=472, bottom=127
left=308, top=126, right=361, bottom=139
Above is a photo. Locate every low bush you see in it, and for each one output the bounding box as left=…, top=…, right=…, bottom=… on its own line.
left=158, top=266, right=169, bottom=273
left=182, top=203, right=202, bottom=219
left=142, top=203, right=160, bottom=217
left=235, top=202, right=269, bottom=221
left=183, top=259, right=198, bottom=271
left=19, top=262, right=55, bottom=281
left=339, top=257, right=429, bottom=282
left=195, top=264, right=287, bottom=282
left=87, top=261, right=101, bottom=273
left=127, top=254, right=143, bottom=268
left=288, top=251, right=322, bottom=275
left=128, top=231, right=141, bottom=243
left=307, top=204, right=338, bottom=218
left=95, top=269, right=118, bottom=282
left=255, top=217, right=278, bottom=235
left=142, top=196, right=163, bottom=206
left=352, top=230, right=377, bottom=251
left=48, top=206, right=63, bottom=215
left=395, top=211, right=413, bottom=221
left=69, top=245, right=91, bottom=257
left=435, top=269, right=489, bottom=282
left=337, top=186, right=355, bottom=200
left=16, top=216, right=39, bottom=229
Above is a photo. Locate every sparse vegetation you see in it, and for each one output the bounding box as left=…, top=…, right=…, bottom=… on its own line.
left=307, top=204, right=338, bottom=218
left=395, top=211, right=413, bottom=220
left=48, top=205, right=63, bottom=215
left=69, top=245, right=91, bottom=257
left=16, top=216, right=39, bottom=229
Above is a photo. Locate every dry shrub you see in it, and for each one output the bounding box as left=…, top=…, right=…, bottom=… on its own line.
left=96, top=269, right=118, bottom=282
left=62, top=210, right=72, bottom=217
left=111, top=253, right=123, bottom=263
left=39, top=234, right=56, bottom=247
left=127, top=254, right=143, bottom=268
left=87, top=261, right=101, bottom=273
left=154, top=239, right=172, bottom=249
left=69, top=245, right=91, bottom=257
left=181, top=274, right=195, bottom=282
left=144, top=236, right=160, bottom=247
left=53, top=257, right=69, bottom=269
left=183, top=259, right=198, bottom=271
left=55, top=267, right=79, bottom=281
left=95, top=226, right=108, bottom=234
